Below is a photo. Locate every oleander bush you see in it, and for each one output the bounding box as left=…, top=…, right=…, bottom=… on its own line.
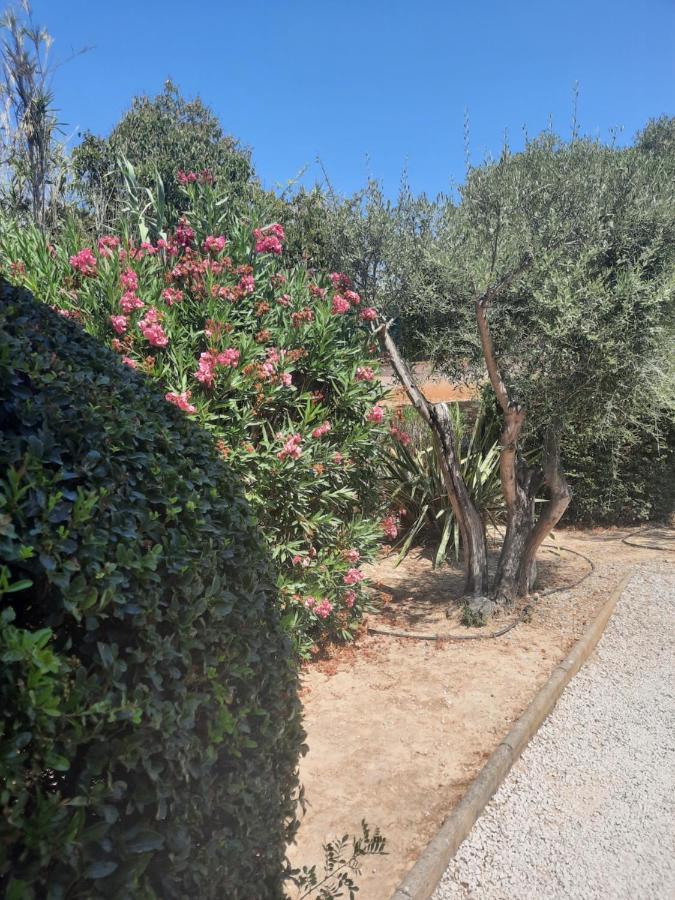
left=0, top=283, right=304, bottom=898
left=0, top=172, right=393, bottom=656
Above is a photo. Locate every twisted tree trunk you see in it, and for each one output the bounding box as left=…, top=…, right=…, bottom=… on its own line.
left=475, top=287, right=572, bottom=604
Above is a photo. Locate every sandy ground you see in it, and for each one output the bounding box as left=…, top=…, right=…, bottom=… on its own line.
left=286, top=527, right=674, bottom=899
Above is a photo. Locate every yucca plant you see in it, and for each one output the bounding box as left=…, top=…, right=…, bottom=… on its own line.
left=382, top=400, right=504, bottom=567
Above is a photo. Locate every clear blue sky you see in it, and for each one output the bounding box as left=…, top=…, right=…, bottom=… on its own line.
left=33, top=0, right=675, bottom=198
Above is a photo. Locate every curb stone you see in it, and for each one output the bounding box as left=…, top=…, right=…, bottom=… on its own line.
left=390, top=573, right=632, bottom=900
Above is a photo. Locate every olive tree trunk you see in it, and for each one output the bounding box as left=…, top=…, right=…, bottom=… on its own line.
left=476, top=286, right=572, bottom=604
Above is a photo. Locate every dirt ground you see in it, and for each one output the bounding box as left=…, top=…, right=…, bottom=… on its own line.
left=286, top=527, right=674, bottom=899
left=379, top=362, right=478, bottom=408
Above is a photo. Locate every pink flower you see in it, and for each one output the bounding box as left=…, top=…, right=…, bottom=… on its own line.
left=138, top=309, right=168, bottom=347
left=343, top=568, right=364, bottom=586
left=120, top=292, right=144, bottom=313
left=253, top=224, right=285, bottom=255
left=344, top=290, right=361, bottom=306
left=304, top=596, right=316, bottom=609
left=194, top=351, right=217, bottom=387
left=356, top=366, right=374, bottom=382
left=203, top=235, right=227, bottom=254
left=140, top=241, right=157, bottom=256
left=97, top=235, right=120, bottom=257
left=381, top=516, right=399, bottom=540
left=277, top=433, right=303, bottom=461
left=121, top=356, right=138, bottom=369
left=166, top=391, right=197, bottom=414
left=277, top=293, right=291, bottom=307
left=177, top=170, right=198, bottom=185
left=344, top=590, right=356, bottom=608
left=331, top=295, right=350, bottom=315
left=69, top=248, right=97, bottom=277
left=120, top=268, right=138, bottom=291
left=254, top=235, right=283, bottom=255
left=390, top=425, right=412, bottom=446
left=330, top=272, right=352, bottom=290
left=161, top=287, right=184, bottom=306
left=343, top=548, right=360, bottom=563
left=292, top=555, right=304, bottom=566
left=217, top=348, right=240, bottom=368
left=314, top=598, right=333, bottom=619
left=311, top=421, right=332, bottom=439
left=280, top=373, right=293, bottom=387
left=360, top=307, right=377, bottom=322
left=110, top=315, right=128, bottom=334
left=239, top=274, right=255, bottom=294
left=367, top=405, right=385, bottom=424
left=175, top=219, right=195, bottom=247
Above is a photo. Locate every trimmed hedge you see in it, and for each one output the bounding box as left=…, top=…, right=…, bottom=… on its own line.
left=0, top=283, right=303, bottom=898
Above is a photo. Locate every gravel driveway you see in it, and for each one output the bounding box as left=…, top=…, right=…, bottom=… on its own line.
left=434, top=566, right=675, bottom=900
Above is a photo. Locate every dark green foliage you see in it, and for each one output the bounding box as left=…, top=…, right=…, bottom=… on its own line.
left=0, top=283, right=303, bottom=898
left=72, top=81, right=253, bottom=225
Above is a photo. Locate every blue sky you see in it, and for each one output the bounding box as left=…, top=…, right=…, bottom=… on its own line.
left=33, top=0, right=675, bottom=198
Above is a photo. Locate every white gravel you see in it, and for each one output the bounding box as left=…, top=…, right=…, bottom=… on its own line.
left=433, top=566, right=675, bottom=900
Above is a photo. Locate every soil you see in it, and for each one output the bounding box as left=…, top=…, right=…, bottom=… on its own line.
left=286, top=526, right=674, bottom=899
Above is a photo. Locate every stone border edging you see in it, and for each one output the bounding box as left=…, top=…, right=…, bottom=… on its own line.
left=390, top=573, right=632, bottom=900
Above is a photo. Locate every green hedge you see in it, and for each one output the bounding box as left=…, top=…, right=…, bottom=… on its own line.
left=0, top=283, right=303, bottom=898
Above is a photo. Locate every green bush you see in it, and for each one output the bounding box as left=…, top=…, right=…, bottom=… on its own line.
left=0, top=283, right=303, bottom=898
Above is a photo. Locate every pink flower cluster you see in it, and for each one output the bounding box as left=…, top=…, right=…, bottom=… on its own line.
left=203, top=235, right=227, bottom=254
left=292, top=554, right=312, bottom=568
left=239, top=274, right=255, bottom=294
left=304, top=596, right=333, bottom=618
left=366, top=405, right=385, bottom=424
left=277, top=432, right=303, bottom=461
left=355, top=366, right=374, bottom=382
left=176, top=169, right=214, bottom=185
left=69, top=248, right=97, bottom=277
left=311, top=421, right=332, bottom=439
left=166, top=390, right=197, bottom=414
left=330, top=272, right=352, bottom=290
left=97, top=235, right=120, bottom=257
left=390, top=424, right=412, bottom=446
left=381, top=516, right=399, bottom=539
left=343, top=568, right=364, bottom=585
left=359, top=307, right=377, bottom=322
left=110, top=315, right=128, bottom=335
left=343, top=548, right=360, bottom=563
left=161, top=287, right=184, bottom=306
left=176, top=219, right=195, bottom=248
left=194, top=348, right=240, bottom=387
left=253, top=223, right=285, bottom=255
left=120, top=268, right=138, bottom=291
left=344, top=590, right=356, bottom=608
left=331, top=295, right=350, bottom=315
left=139, top=308, right=169, bottom=348
left=120, top=292, right=144, bottom=313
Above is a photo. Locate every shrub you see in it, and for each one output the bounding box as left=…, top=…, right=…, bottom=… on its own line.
left=0, top=176, right=390, bottom=656
left=381, top=401, right=503, bottom=565
left=0, top=283, right=303, bottom=898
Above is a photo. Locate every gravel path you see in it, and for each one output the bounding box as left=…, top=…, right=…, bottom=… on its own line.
left=434, top=566, right=675, bottom=900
